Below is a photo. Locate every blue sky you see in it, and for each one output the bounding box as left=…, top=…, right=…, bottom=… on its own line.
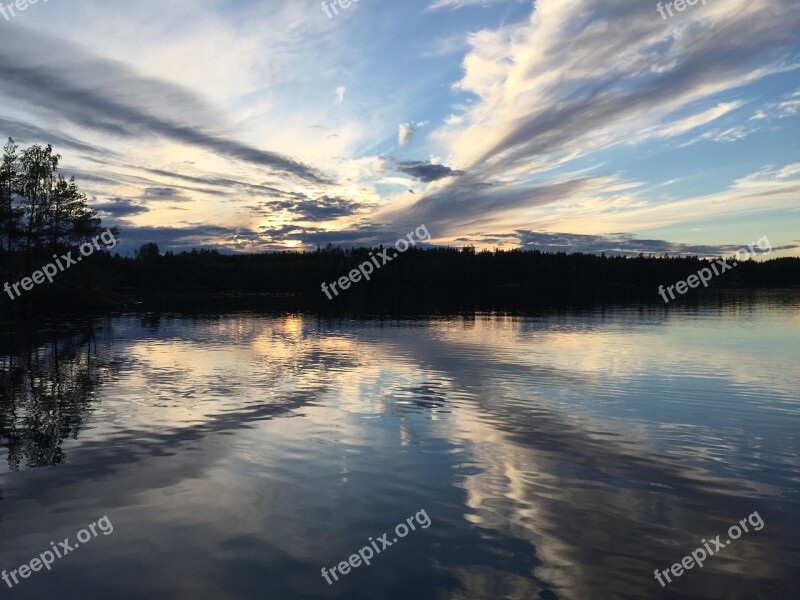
left=0, top=0, right=798, bottom=256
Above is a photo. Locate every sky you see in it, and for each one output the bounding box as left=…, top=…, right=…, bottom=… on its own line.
left=0, top=0, right=798, bottom=257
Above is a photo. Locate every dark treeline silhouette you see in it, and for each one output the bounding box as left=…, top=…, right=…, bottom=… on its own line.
left=93, top=244, right=800, bottom=313
left=0, top=138, right=116, bottom=305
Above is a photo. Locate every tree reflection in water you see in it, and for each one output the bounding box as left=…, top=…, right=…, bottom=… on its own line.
left=0, top=319, right=118, bottom=471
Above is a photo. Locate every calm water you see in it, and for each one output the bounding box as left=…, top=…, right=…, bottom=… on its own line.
left=1, top=298, right=799, bottom=599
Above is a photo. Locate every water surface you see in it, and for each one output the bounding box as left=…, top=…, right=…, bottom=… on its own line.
left=1, top=297, right=799, bottom=599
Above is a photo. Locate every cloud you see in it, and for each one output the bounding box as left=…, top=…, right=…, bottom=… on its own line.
left=452, top=0, right=796, bottom=175
left=429, top=0, right=517, bottom=10
left=398, top=123, right=416, bottom=146
left=112, top=223, right=264, bottom=254
left=118, top=221, right=418, bottom=252
left=534, top=162, right=800, bottom=235
left=451, top=230, right=800, bottom=257
left=142, top=187, right=191, bottom=202
left=395, top=160, right=466, bottom=182
left=0, top=26, right=328, bottom=184
left=92, top=198, right=150, bottom=218
left=421, top=33, right=470, bottom=58
left=247, top=195, right=372, bottom=221
left=398, top=121, right=429, bottom=146
left=656, top=101, right=746, bottom=139
left=749, top=87, right=800, bottom=121
left=383, top=174, right=605, bottom=236
left=515, top=231, right=753, bottom=257
left=139, top=167, right=299, bottom=199
left=282, top=225, right=423, bottom=248
left=0, top=118, right=111, bottom=156
left=335, top=86, right=346, bottom=104
left=144, top=187, right=179, bottom=198
left=395, top=0, right=800, bottom=235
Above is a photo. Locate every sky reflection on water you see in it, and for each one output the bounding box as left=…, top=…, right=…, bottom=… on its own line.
left=1, top=300, right=798, bottom=599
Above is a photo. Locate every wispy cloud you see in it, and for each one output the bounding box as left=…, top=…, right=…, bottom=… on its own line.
left=396, top=0, right=799, bottom=237
left=0, top=26, right=328, bottom=184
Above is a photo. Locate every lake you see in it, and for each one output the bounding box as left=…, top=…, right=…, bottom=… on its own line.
left=1, top=294, right=799, bottom=599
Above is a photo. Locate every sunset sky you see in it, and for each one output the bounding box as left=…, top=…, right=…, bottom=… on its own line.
left=1, top=0, right=798, bottom=256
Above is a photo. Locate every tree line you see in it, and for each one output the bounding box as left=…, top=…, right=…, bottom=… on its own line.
left=1, top=137, right=113, bottom=272
left=96, top=244, right=800, bottom=313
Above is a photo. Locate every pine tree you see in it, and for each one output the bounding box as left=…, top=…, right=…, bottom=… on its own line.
left=0, top=138, right=21, bottom=255
left=18, top=143, right=60, bottom=254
